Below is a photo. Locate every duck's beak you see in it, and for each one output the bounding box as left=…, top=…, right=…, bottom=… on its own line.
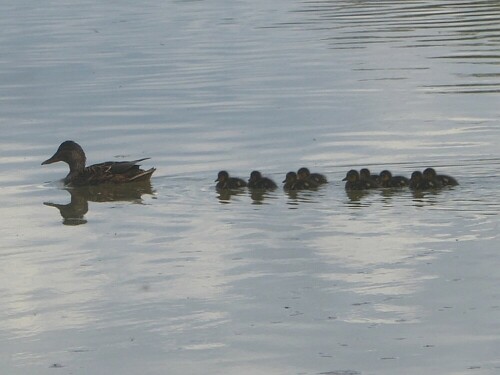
left=342, top=177, right=347, bottom=181
left=215, top=178, right=219, bottom=182
left=282, top=178, right=286, bottom=183
left=41, top=153, right=60, bottom=165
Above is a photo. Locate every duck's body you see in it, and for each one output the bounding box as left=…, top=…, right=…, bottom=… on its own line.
left=42, top=141, right=155, bottom=186
left=297, top=167, right=328, bottom=185
left=248, top=170, right=277, bottom=189
left=283, top=171, right=318, bottom=190
left=215, top=170, right=247, bottom=190
left=359, top=168, right=380, bottom=188
left=379, top=170, right=409, bottom=188
left=343, top=169, right=372, bottom=190
left=423, top=168, right=458, bottom=187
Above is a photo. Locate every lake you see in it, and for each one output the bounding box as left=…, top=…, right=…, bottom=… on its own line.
left=1, top=1, right=500, bottom=374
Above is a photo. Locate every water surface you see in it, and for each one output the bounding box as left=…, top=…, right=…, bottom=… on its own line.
left=1, top=1, right=500, bottom=374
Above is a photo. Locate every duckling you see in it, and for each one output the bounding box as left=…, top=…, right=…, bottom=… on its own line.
left=378, top=170, right=409, bottom=188
left=247, top=170, right=277, bottom=189
left=42, top=140, right=155, bottom=186
left=297, top=167, right=328, bottom=184
left=215, top=170, right=247, bottom=190
left=409, top=171, right=441, bottom=190
left=283, top=171, right=318, bottom=190
left=423, top=167, right=458, bottom=186
left=343, top=169, right=370, bottom=190
left=359, top=168, right=380, bottom=188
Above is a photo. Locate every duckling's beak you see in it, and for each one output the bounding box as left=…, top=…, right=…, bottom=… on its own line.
left=282, top=178, right=287, bottom=183
left=42, top=153, right=60, bottom=165
left=342, top=177, right=347, bottom=181
left=215, top=178, right=219, bottom=182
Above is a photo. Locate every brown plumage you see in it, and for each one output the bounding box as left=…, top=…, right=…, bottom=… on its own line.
left=42, top=140, right=155, bottom=186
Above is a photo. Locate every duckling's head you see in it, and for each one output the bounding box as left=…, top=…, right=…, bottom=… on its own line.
left=379, top=170, right=392, bottom=182
left=342, top=169, right=359, bottom=183
left=423, top=167, right=437, bottom=180
left=283, top=171, right=297, bottom=183
left=410, top=171, right=423, bottom=182
left=297, top=167, right=310, bottom=180
left=359, top=168, right=371, bottom=180
left=216, top=170, right=229, bottom=182
left=249, top=170, right=262, bottom=182
left=42, top=140, right=86, bottom=172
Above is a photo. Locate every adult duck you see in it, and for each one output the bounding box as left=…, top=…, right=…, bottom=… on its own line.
left=42, top=140, right=155, bottom=186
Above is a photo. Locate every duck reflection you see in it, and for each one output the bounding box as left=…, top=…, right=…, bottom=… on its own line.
left=44, top=181, right=154, bottom=225
left=216, top=189, right=245, bottom=203
left=410, top=188, right=443, bottom=206
left=345, top=189, right=370, bottom=202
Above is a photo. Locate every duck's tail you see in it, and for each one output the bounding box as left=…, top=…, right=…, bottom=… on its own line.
left=129, top=168, right=156, bottom=182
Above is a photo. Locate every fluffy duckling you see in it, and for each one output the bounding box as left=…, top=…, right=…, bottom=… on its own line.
left=247, top=170, right=277, bottom=189
left=343, top=169, right=371, bottom=190
left=423, top=168, right=458, bottom=186
left=359, top=168, right=380, bottom=188
left=297, top=167, right=328, bottom=184
left=378, top=170, right=409, bottom=188
left=215, top=170, right=247, bottom=190
left=283, top=171, right=318, bottom=190
left=409, top=171, right=441, bottom=190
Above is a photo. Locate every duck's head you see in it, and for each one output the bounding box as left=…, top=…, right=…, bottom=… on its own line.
left=410, top=171, right=423, bottom=182
left=379, top=170, right=392, bottom=183
left=42, top=141, right=86, bottom=171
left=215, top=170, right=229, bottom=182
left=249, top=170, right=262, bottom=182
left=297, top=167, right=310, bottom=180
left=423, top=167, right=437, bottom=180
left=342, top=169, right=359, bottom=183
left=283, top=171, right=297, bottom=183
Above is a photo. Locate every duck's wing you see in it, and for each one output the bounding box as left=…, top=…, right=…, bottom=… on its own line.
left=86, top=158, right=148, bottom=173
left=84, top=158, right=154, bottom=184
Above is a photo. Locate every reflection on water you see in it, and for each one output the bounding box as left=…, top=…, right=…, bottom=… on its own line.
left=216, top=188, right=245, bottom=204
left=249, top=188, right=277, bottom=205
left=1, top=0, right=500, bottom=374
left=345, top=189, right=371, bottom=203
left=44, top=181, right=154, bottom=225
left=291, top=0, right=500, bottom=95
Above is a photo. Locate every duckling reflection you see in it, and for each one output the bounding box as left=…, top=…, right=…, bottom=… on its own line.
left=216, top=188, right=245, bottom=203
left=44, top=181, right=154, bottom=225
left=249, top=189, right=276, bottom=204
left=345, top=189, right=370, bottom=202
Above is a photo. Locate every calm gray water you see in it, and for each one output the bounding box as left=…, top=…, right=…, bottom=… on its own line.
left=1, top=1, right=500, bottom=374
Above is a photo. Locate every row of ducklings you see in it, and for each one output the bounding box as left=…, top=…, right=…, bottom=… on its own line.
left=343, top=168, right=458, bottom=190
left=216, top=167, right=458, bottom=191
left=216, top=168, right=327, bottom=190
